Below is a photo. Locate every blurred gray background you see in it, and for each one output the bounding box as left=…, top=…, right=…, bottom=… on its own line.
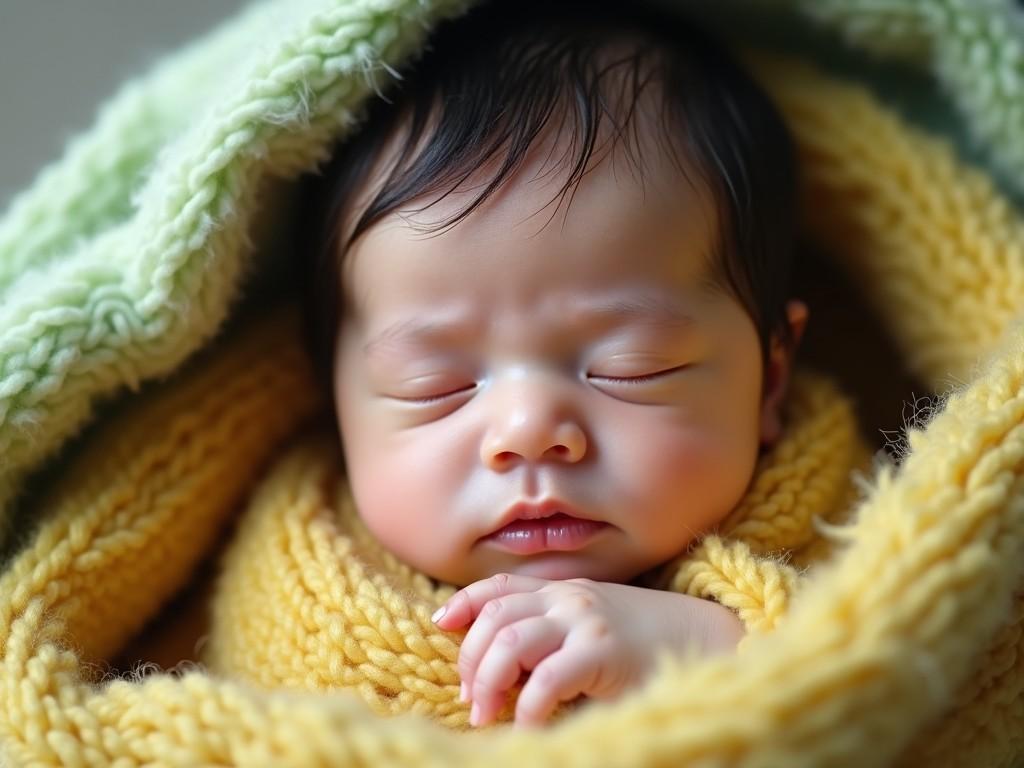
left=0, top=1, right=250, bottom=211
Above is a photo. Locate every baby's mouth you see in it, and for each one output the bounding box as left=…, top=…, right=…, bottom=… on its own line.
left=483, top=513, right=610, bottom=555
left=482, top=499, right=610, bottom=555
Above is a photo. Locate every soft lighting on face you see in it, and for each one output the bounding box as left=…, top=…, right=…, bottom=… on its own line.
left=333, top=121, right=770, bottom=588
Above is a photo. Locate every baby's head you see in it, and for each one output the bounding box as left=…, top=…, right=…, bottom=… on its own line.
left=299, top=0, right=807, bottom=587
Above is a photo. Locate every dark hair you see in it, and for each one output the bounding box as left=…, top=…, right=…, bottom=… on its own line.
left=296, top=0, right=798, bottom=386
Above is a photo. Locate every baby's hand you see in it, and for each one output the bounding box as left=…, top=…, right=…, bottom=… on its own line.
left=432, top=573, right=744, bottom=728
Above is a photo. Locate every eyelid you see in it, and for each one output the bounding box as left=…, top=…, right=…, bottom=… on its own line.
left=391, top=382, right=477, bottom=405
left=587, top=363, right=690, bottom=383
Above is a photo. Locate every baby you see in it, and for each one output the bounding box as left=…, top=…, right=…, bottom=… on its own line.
left=297, top=0, right=807, bottom=728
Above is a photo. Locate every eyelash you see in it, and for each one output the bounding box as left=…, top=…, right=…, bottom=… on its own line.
left=395, top=364, right=687, bottom=405
left=588, top=364, right=689, bottom=384
left=397, top=383, right=477, bottom=405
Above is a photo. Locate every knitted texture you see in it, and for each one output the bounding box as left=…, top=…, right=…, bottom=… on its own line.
left=769, top=0, right=1024, bottom=184
left=2, top=0, right=1024, bottom=766
left=2, top=0, right=1023, bottom=527
left=0, top=0, right=475, bottom=526
left=200, top=365, right=859, bottom=724
left=0, top=304, right=899, bottom=752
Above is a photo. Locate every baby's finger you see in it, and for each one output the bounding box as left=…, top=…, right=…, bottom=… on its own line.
left=514, top=640, right=607, bottom=728
left=458, top=591, right=549, bottom=696
left=433, top=572, right=550, bottom=629
left=469, top=616, right=565, bottom=727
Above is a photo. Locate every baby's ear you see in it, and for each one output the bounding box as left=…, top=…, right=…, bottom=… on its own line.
left=758, top=299, right=809, bottom=448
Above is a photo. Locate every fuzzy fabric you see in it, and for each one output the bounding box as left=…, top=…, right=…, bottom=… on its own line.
left=2, top=0, right=1024, bottom=766
left=4, top=307, right=864, bottom=731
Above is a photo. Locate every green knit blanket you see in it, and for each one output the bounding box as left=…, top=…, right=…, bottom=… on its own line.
left=2, top=0, right=1022, bottom=523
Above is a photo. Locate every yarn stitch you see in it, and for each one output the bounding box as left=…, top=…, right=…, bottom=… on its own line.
left=2, top=0, right=1024, bottom=766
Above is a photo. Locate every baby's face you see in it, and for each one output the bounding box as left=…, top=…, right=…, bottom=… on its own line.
left=333, top=134, right=771, bottom=587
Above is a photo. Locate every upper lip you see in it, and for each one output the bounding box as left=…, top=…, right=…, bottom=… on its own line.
left=484, top=498, right=602, bottom=538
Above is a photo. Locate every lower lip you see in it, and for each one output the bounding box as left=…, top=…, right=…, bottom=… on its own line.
left=484, top=513, right=609, bottom=555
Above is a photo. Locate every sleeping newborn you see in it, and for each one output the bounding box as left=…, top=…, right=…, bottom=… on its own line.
left=298, top=0, right=807, bottom=728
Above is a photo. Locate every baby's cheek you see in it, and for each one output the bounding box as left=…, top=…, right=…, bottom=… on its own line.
left=348, top=447, right=419, bottom=555
left=618, top=420, right=757, bottom=538
left=643, top=429, right=719, bottom=499
left=348, top=437, right=465, bottom=577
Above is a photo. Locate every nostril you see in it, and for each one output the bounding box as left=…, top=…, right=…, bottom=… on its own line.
left=493, top=451, right=519, bottom=465
left=546, top=445, right=570, bottom=459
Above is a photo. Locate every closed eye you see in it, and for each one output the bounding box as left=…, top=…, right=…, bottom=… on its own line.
left=587, top=364, right=690, bottom=384
left=393, top=383, right=477, bottom=405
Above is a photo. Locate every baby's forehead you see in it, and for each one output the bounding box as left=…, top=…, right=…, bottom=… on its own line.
left=339, top=74, right=707, bottom=252
left=341, top=139, right=720, bottom=337
left=335, top=80, right=723, bottom=325
left=304, top=1, right=796, bottom=373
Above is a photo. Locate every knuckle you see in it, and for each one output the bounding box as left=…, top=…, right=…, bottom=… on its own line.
left=567, top=577, right=595, bottom=586
left=569, top=593, right=593, bottom=612
left=457, top=646, right=480, bottom=672
left=492, top=572, right=512, bottom=589
left=472, top=678, right=495, bottom=699
left=532, top=663, right=557, bottom=690
left=584, top=618, right=609, bottom=639
left=496, top=625, right=519, bottom=646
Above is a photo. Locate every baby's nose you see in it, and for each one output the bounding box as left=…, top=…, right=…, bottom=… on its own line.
left=479, top=379, right=587, bottom=470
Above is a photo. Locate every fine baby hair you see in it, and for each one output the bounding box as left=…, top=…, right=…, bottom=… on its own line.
left=289, top=0, right=810, bottom=602
left=296, top=0, right=799, bottom=387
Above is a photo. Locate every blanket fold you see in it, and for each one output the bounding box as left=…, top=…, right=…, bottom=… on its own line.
left=0, top=302, right=872, bottom=732
left=3, top=1, right=1024, bottom=766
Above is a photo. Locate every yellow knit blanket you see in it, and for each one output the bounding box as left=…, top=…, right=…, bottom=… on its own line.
left=28, top=306, right=861, bottom=725
left=3, top=55, right=1024, bottom=767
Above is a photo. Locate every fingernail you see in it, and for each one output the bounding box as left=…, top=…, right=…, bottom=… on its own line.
left=460, top=682, right=469, bottom=702
left=470, top=701, right=481, bottom=726
left=431, top=605, right=446, bottom=623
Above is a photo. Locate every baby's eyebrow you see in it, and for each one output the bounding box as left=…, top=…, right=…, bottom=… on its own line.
left=362, top=314, right=471, bottom=359
left=576, top=296, right=697, bottom=330
left=362, top=295, right=696, bottom=358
